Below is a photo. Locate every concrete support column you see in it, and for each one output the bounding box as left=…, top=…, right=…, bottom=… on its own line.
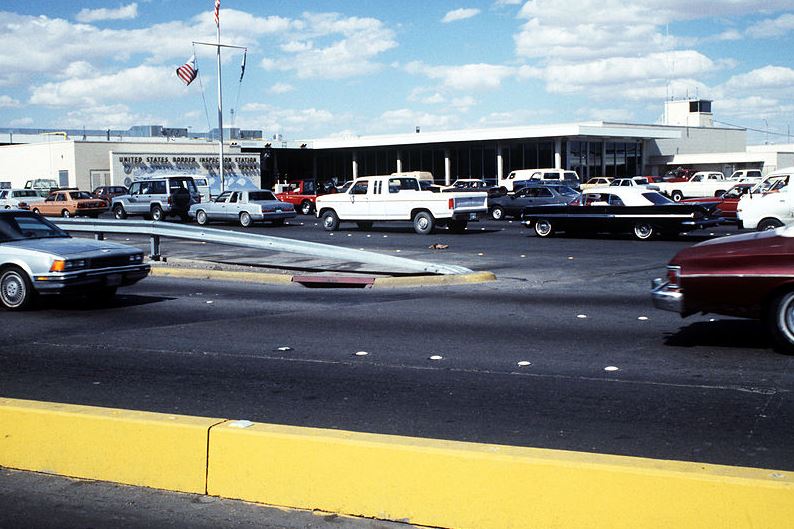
left=601, top=141, right=607, bottom=177
left=352, top=152, right=359, bottom=180
left=554, top=139, right=562, bottom=169
left=396, top=151, right=403, bottom=173
left=444, top=150, right=451, bottom=185
left=497, top=144, right=504, bottom=184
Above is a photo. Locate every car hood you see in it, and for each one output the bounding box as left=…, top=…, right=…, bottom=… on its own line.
left=4, top=237, right=139, bottom=257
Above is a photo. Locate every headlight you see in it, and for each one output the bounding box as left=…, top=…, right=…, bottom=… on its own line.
left=50, top=259, right=86, bottom=272
left=129, top=254, right=144, bottom=263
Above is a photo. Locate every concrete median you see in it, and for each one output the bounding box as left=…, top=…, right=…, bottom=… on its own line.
left=1, top=398, right=792, bottom=529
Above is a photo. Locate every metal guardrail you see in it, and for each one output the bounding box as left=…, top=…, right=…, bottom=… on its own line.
left=53, top=219, right=473, bottom=276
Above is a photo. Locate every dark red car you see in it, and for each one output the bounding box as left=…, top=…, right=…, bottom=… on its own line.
left=652, top=228, right=794, bottom=353
left=680, top=182, right=754, bottom=221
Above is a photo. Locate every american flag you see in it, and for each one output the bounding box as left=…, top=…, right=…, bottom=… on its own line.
left=176, top=55, right=198, bottom=86
left=214, top=0, right=220, bottom=27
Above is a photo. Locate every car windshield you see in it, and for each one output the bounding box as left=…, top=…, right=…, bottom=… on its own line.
left=553, top=186, right=578, bottom=196
left=249, top=191, right=276, bottom=201
left=642, top=192, right=674, bottom=205
left=0, top=213, right=69, bottom=242
left=418, top=181, right=436, bottom=190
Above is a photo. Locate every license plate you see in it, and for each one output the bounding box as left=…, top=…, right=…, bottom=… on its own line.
left=106, top=274, right=122, bottom=286
left=468, top=212, right=478, bottom=220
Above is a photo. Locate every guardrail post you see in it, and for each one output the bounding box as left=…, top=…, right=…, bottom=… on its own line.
left=149, top=235, right=161, bottom=261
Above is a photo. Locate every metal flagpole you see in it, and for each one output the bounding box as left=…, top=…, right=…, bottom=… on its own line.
left=216, top=8, right=224, bottom=194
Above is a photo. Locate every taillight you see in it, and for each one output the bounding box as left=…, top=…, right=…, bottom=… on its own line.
left=666, top=265, right=681, bottom=288
left=448, top=198, right=454, bottom=209
left=167, top=195, right=173, bottom=205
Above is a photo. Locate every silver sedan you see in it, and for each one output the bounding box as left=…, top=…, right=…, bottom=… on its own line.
left=0, top=210, right=150, bottom=310
left=189, top=190, right=296, bottom=227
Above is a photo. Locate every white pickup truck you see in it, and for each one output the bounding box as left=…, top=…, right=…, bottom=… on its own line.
left=315, top=174, right=488, bottom=234
left=656, top=171, right=730, bottom=201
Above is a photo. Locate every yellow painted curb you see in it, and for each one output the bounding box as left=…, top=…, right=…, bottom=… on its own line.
left=372, top=271, right=496, bottom=287
left=2, top=398, right=792, bottom=529
left=150, top=265, right=294, bottom=285
left=0, top=398, right=223, bottom=494
left=207, top=422, right=794, bottom=529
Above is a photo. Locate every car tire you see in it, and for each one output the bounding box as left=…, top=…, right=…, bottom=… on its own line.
left=150, top=205, right=164, bottom=221
left=239, top=211, right=253, bottom=228
left=0, top=266, right=34, bottom=311
left=321, top=210, right=339, bottom=231
left=534, top=219, right=554, bottom=237
left=490, top=206, right=505, bottom=220
left=413, top=211, right=435, bottom=235
left=356, top=221, right=373, bottom=231
left=32, top=208, right=40, bottom=214
left=633, top=222, right=655, bottom=240
left=113, top=204, right=127, bottom=220
left=196, top=210, right=208, bottom=225
left=670, top=191, right=683, bottom=202
left=768, top=290, right=794, bottom=354
left=448, top=220, right=468, bottom=233
left=300, top=200, right=314, bottom=215
left=61, top=209, right=71, bottom=218
left=758, top=218, right=784, bottom=231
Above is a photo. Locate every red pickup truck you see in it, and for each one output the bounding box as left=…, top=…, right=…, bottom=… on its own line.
left=274, top=179, right=336, bottom=215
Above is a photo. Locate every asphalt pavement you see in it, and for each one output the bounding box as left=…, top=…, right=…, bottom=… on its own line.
left=1, top=216, right=793, bottom=526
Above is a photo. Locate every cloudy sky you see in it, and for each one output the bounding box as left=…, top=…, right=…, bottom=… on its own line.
left=1, top=1, right=793, bottom=143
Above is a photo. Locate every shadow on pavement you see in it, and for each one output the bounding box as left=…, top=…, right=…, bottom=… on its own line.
left=663, top=319, right=772, bottom=350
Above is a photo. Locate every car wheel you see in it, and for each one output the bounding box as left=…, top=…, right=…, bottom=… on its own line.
left=300, top=200, right=314, bottom=215
left=768, top=290, right=794, bottom=354
left=239, top=211, right=253, bottom=228
left=32, top=208, right=40, bottom=215
left=633, top=222, right=654, bottom=240
left=113, top=204, right=127, bottom=220
left=534, top=219, right=554, bottom=237
left=150, top=205, right=164, bottom=221
left=196, top=210, right=208, bottom=225
left=61, top=209, right=71, bottom=218
left=448, top=220, right=468, bottom=233
left=413, top=211, right=435, bottom=235
left=490, top=206, right=505, bottom=220
left=670, top=191, right=683, bottom=202
left=0, top=266, right=34, bottom=310
left=4, top=206, right=10, bottom=210
left=321, top=210, right=339, bottom=231
left=758, top=218, right=784, bottom=231
left=356, top=221, right=373, bottom=230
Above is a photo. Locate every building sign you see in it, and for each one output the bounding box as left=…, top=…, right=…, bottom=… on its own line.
left=111, top=152, right=260, bottom=195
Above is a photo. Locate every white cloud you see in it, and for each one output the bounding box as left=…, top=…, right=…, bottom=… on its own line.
left=442, top=8, right=481, bottom=23
left=60, top=104, right=151, bottom=129
left=260, top=12, right=397, bottom=79
left=577, top=107, right=636, bottom=122
left=0, top=95, right=20, bottom=107
left=746, top=13, right=794, bottom=38
left=270, top=83, right=294, bottom=94
left=29, top=65, right=183, bottom=106
left=377, top=108, right=457, bottom=131
left=9, top=117, right=33, bottom=126
left=406, top=61, right=516, bottom=91
left=723, top=65, right=794, bottom=92
left=76, top=3, right=138, bottom=23
left=451, top=96, right=476, bottom=110
left=239, top=102, right=337, bottom=136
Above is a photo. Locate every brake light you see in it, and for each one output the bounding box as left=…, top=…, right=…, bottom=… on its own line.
left=448, top=198, right=454, bottom=209
left=666, top=265, right=681, bottom=288
left=167, top=195, right=173, bottom=205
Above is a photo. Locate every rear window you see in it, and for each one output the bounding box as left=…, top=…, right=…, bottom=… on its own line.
left=168, top=178, right=197, bottom=193
left=13, top=190, right=38, bottom=198
left=248, top=191, right=276, bottom=201
left=642, top=192, right=673, bottom=205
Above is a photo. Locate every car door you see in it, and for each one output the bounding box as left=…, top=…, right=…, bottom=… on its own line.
left=227, top=192, right=241, bottom=220
left=212, top=191, right=231, bottom=220
left=345, top=179, right=370, bottom=219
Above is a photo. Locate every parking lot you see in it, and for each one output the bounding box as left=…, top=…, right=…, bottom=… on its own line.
left=2, top=215, right=793, bottom=476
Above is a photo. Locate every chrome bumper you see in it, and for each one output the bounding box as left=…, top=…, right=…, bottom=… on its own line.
left=651, top=278, right=684, bottom=314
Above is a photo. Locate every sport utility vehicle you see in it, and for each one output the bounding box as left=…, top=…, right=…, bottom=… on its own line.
left=111, top=176, right=200, bottom=221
